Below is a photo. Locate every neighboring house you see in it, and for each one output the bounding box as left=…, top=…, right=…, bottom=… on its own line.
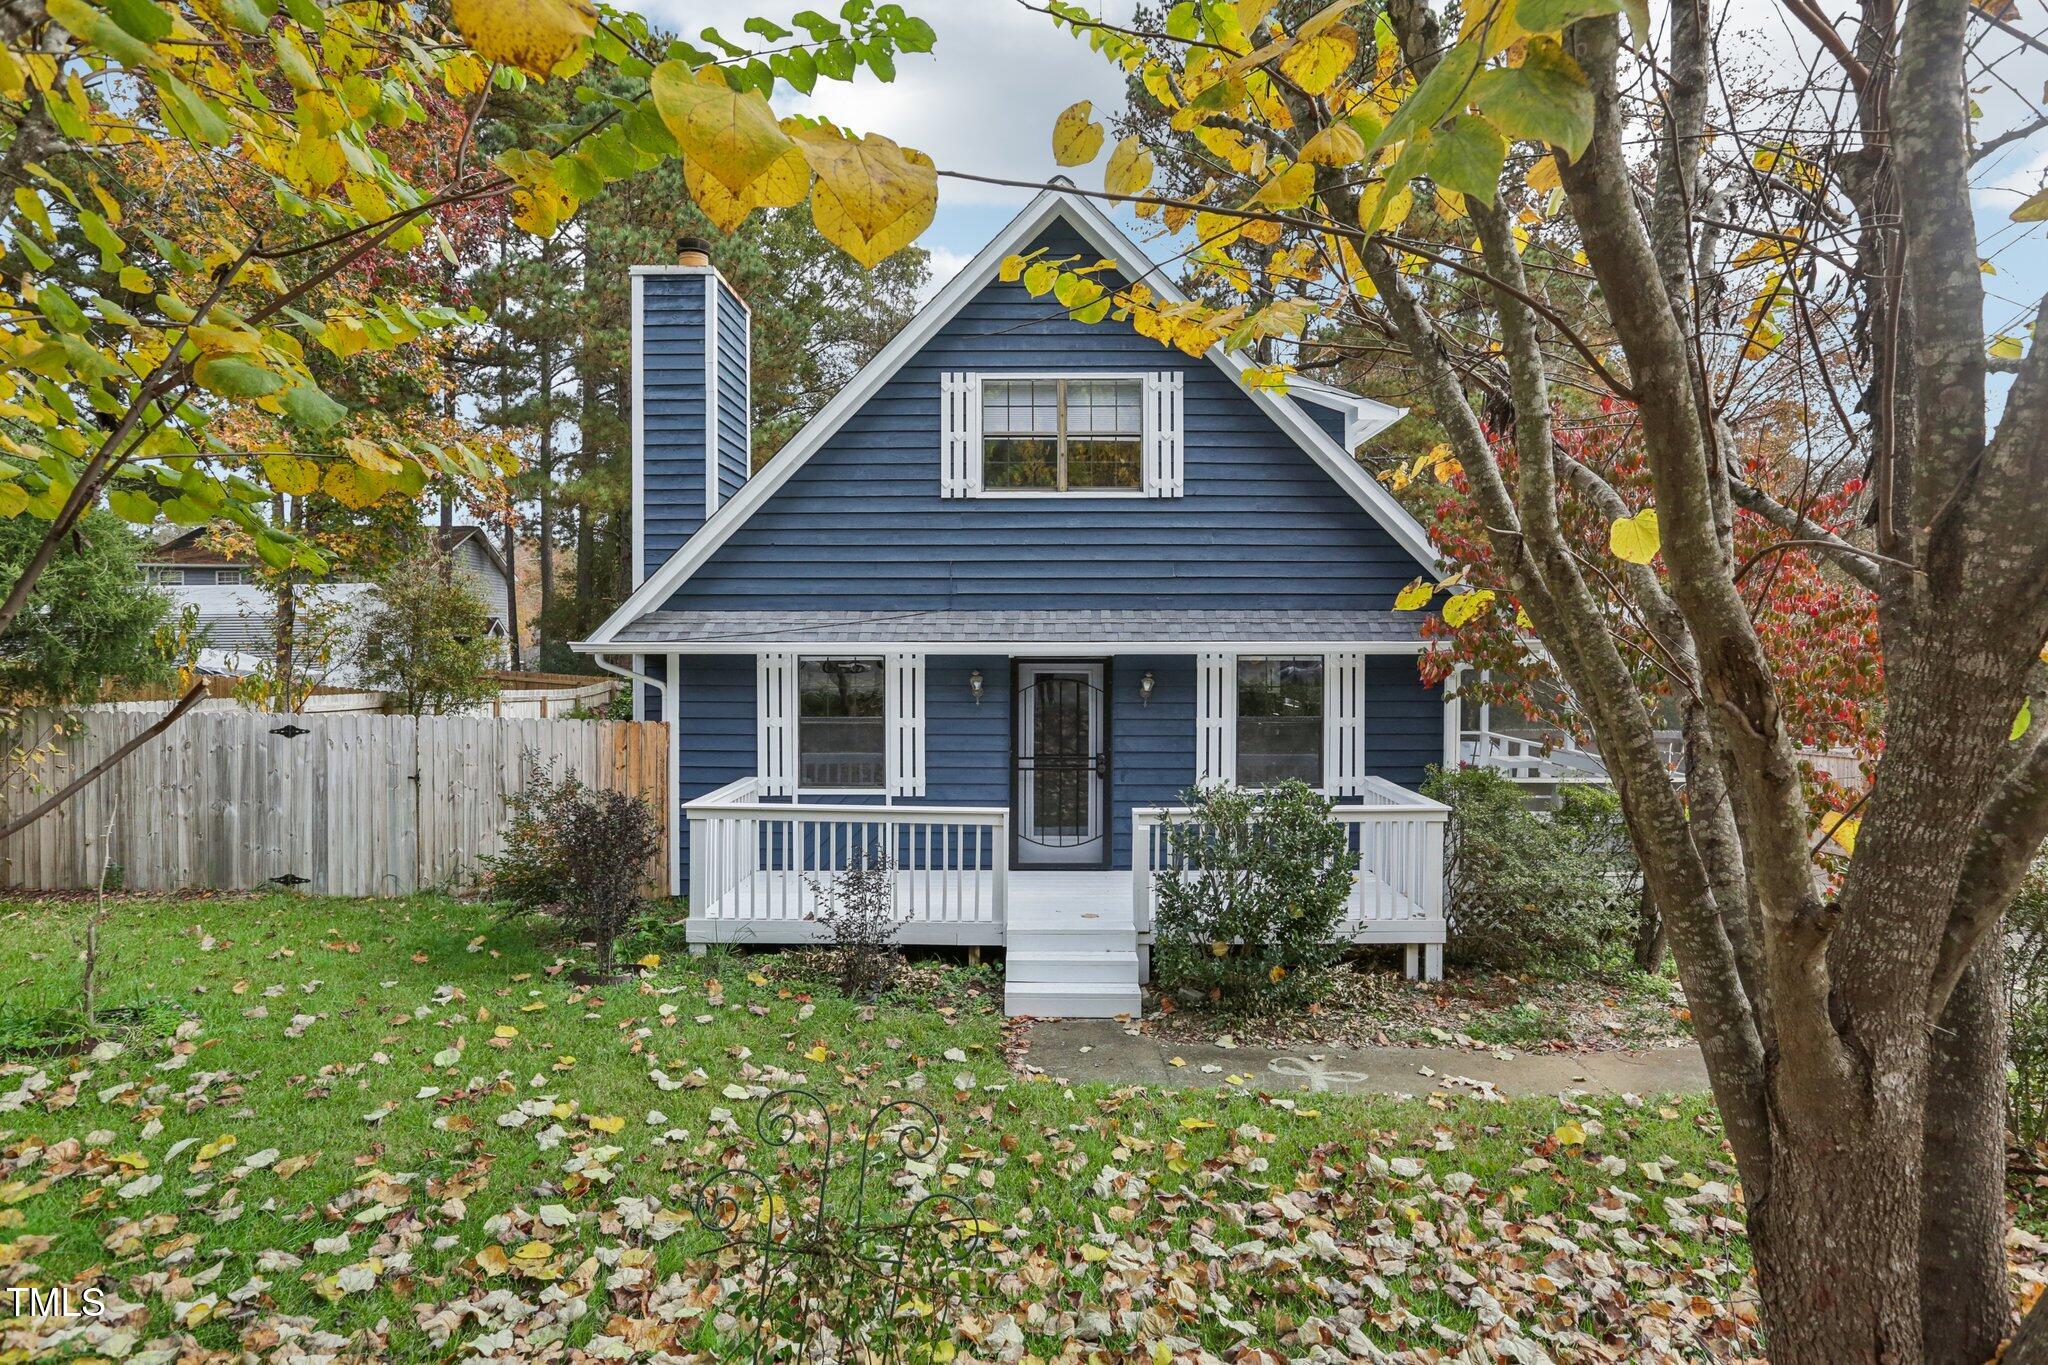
left=144, top=525, right=513, bottom=679
left=577, top=191, right=1459, bottom=1016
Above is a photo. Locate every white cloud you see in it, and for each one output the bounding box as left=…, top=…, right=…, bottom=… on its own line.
left=920, top=245, right=974, bottom=299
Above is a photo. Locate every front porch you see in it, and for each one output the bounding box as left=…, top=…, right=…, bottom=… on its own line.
left=683, top=774, right=1447, bottom=1017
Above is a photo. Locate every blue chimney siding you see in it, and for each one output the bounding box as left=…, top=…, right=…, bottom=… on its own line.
left=635, top=269, right=750, bottom=585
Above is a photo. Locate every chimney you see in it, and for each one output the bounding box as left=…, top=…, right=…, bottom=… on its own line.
left=629, top=237, right=752, bottom=587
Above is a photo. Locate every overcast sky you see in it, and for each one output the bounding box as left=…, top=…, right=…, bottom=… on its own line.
left=634, top=0, right=2044, bottom=330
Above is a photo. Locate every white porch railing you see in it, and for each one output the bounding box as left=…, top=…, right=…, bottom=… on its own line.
left=1460, top=728, right=1620, bottom=782
left=684, top=777, right=1009, bottom=945
left=1132, top=776, right=1449, bottom=978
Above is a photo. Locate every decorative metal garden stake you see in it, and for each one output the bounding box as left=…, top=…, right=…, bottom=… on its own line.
left=693, top=1089, right=999, bottom=1363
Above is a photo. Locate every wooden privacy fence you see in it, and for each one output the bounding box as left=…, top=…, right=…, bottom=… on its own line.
left=0, top=710, right=668, bottom=896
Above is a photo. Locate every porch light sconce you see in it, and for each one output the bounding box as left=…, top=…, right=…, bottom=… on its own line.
left=1140, top=670, right=1155, bottom=705
left=968, top=669, right=984, bottom=705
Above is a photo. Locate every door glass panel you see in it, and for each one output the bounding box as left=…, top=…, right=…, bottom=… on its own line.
left=1031, top=675, right=1089, bottom=840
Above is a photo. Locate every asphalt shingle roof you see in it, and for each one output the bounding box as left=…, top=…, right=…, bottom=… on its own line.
left=608, top=608, right=1425, bottom=647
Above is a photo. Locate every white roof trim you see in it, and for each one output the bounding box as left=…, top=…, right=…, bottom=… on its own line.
left=575, top=638, right=1429, bottom=657
left=584, top=188, right=1439, bottom=647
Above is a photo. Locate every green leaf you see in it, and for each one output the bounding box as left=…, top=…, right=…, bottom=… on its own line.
left=1468, top=38, right=1595, bottom=162
left=2015, top=698, right=2034, bottom=743
left=35, top=285, right=88, bottom=335
left=160, top=494, right=214, bottom=526
left=107, top=488, right=159, bottom=523
left=157, top=72, right=232, bottom=146
left=45, top=0, right=158, bottom=68
left=280, top=380, right=348, bottom=431
left=1514, top=0, right=1624, bottom=32
left=1422, top=114, right=1508, bottom=203
left=105, top=0, right=173, bottom=43
left=194, top=356, right=286, bottom=398
left=1373, top=40, right=1480, bottom=156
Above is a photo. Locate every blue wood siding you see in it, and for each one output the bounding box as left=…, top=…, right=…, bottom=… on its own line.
left=675, top=654, right=756, bottom=887
left=1294, top=395, right=1348, bottom=449
left=715, top=282, right=750, bottom=506
left=1109, top=655, right=1197, bottom=869
left=1366, top=656, right=1446, bottom=790
left=653, top=223, right=1428, bottom=613
left=640, top=274, right=712, bottom=581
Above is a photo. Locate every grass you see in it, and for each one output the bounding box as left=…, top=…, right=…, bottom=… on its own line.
left=0, top=893, right=1761, bottom=1361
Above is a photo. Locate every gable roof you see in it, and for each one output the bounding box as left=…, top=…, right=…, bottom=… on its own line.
left=581, top=187, right=1437, bottom=650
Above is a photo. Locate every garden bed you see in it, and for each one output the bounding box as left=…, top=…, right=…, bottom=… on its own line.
left=1143, top=961, right=1694, bottom=1054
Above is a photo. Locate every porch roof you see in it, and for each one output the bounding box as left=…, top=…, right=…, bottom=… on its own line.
left=592, top=608, right=1428, bottom=652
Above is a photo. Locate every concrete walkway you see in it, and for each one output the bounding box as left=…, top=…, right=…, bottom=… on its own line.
left=1019, top=1018, right=1712, bottom=1098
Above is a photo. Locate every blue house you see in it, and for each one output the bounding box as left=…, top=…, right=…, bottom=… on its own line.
left=577, top=188, right=1453, bottom=1016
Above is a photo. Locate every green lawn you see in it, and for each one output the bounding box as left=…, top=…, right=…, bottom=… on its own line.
left=0, top=894, right=1760, bottom=1361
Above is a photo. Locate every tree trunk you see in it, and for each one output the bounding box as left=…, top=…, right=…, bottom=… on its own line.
left=1751, top=1117, right=1928, bottom=1364
left=1630, top=883, right=1665, bottom=972
left=503, top=521, right=522, bottom=672
left=1919, top=945, right=2012, bottom=1364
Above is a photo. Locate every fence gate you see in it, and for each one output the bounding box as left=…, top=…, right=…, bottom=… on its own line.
left=0, top=710, right=668, bottom=895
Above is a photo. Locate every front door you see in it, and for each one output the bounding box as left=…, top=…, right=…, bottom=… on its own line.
left=1013, top=662, right=1108, bottom=867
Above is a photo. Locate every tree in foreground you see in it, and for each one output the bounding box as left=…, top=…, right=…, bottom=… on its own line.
left=354, top=551, right=500, bottom=716
left=1032, top=0, right=2046, bottom=1357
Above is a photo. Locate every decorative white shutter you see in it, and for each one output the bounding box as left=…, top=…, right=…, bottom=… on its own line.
left=886, top=652, right=926, bottom=797
left=1196, top=651, right=1235, bottom=785
left=1324, top=651, right=1367, bottom=797
left=940, top=372, right=981, bottom=498
left=1144, top=371, right=1184, bottom=498
left=757, top=652, right=798, bottom=796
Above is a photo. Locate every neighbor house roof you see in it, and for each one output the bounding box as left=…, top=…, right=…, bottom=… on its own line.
left=581, top=186, right=1435, bottom=651
left=143, top=525, right=510, bottom=580
left=606, top=608, right=1427, bottom=653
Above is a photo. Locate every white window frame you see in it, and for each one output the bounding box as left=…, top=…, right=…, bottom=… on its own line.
left=941, top=370, right=1182, bottom=500
left=792, top=656, right=890, bottom=797
left=1197, top=650, right=1369, bottom=796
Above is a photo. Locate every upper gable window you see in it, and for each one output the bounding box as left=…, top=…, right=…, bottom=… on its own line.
left=941, top=371, right=1183, bottom=499
left=982, top=378, right=1142, bottom=492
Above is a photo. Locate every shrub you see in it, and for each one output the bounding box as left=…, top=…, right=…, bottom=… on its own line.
left=354, top=551, right=501, bottom=715
left=1423, top=766, right=1637, bottom=974
left=484, top=755, right=663, bottom=976
left=1152, top=781, right=1358, bottom=1008
left=2006, top=863, right=2048, bottom=1141
left=805, top=851, right=901, bottom=997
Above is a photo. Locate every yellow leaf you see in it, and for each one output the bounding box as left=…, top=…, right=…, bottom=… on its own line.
left=450, top=0, right=594, bottom=79
left=1178, top=1117, right=1217, bottom=1131
left=1393, top=578, right=1432, bottom=611
left=1268, top=965, right=1287, bottom=983
left=513, top=1239, right=554, bottom=1261
left=1433, top=457, right=1462, bottom=483
left=1079, top=1243, right=1111, bottom=1262
left=1441, top=589, right=1496, bottom=627
left=260, top=454, right=320, bottom=497
left=1104, top=135, right=1155, bottom=197
left=1609, top=507, right=1661, bottom=564
left=195, top=1134, right=236, bottom=1162
left=1552, top=1120, right=1586, bottom=1146
left=636, top=953, right=661, bottom=969
left=320, top=461, right=385, bottom=510
left=493, top=1025, right=519, bottom=1039
left=651, top=63, right=796, bottom=198
left=796, top=127, right=937, bottom=270
left=1209, top=941, right=1230, bottom=957
left=1278, top=25, right=1358, bottom=95
left=1526, top=154, right=1562, bottom=193
left=1817, top=811, right=1861, bottom=855
left=2014, top=185, right=2048, bottom=223
left=1053, top=100, right=1105, bottom=166
left=805, top=1044, right=829, bottom=1063
left=1299, top=122, right=1367, bottom=166
left=1990, top=334, right=2025, bottom=361
left=587, top=1114, right=624, bottom=1134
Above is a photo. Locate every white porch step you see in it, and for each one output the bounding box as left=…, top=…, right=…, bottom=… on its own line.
left=1005, top=948, right=1137, bottom=984
left=1005, top=925, right=1137, bottom=956
left=1003, top=980, right=1142, bottom=1018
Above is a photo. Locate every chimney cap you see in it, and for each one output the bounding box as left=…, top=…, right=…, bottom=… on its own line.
left=675, top=235, right=714, bottom=265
